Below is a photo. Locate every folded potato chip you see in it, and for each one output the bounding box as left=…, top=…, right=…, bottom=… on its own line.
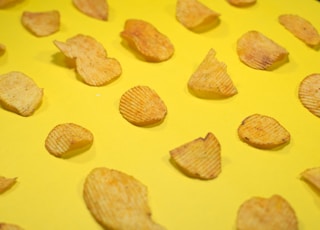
left=83, top=167, right=165, bottom=230
left=227, top=0, right=256, bottom=7
left=301, top=167, right=320, bottom=191
left=73, top=0, right=108, bottom=21
left=0, top=176, right=17, bottom=194
left=0, top=223, right=24, bottom=230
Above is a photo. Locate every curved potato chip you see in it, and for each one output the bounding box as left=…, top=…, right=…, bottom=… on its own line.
left=227, top=0, right=256, bottom=7
left=0, top=0, right=22, bottom=8
left=301, top=167, right=320, bottom=191
left=0, top=223, right=24, bottom=230
left=73, top=0, right=108, bottom=21
left=0, top=176, right=17, bottom=194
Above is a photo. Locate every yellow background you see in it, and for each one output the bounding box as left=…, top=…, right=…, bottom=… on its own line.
left=1, top=0, right=320, bottom=229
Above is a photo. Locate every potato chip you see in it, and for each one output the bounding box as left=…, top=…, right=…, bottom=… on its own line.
left=170, top=132, right=221, bottom=180
left=45, top=123, right=94, bottom=158
left=236, top=195, right=298, bottom=230
left=188, top=49, right=238, bottom=98
left=0, top=223, right=24, bottom=230
left=0, top=43, right=6, bottom=55
left=21, top=10, right=60, bottom=37
left=298, top=73, right=320, bottom=117
left=238, top=114, right=290, bottom=149
left=73, top=0, right=108, bottom=21
left=121, top=19, right=174, bottom=62
left=279, top=14, right=320, bottom=48
left=0, top=71, right=43, bottom=116
left=227, top=0, right=256, bottom=7
left=0, top=176, right=16, bottom=194
left=176, top=0, right=220, bottom=31
left=83, top=167, right=165, bottom=230
left=301, top=167, right=320, bottom=191
left=0, top=0, right=21, bottom=8
left=237, top=30, right=289, bottom=70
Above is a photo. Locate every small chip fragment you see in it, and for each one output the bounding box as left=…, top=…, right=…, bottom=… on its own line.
left=237, top=30, right=289, bottom=70
left=121, top=19, right=174, bottom=62
left=0, top=177, right=17, bottom=194
left=176, top=0, right=220, bottom=31
left=279, top=14, right=320, bottom=48
left=119, top=85, right=167, bottom=126
left=298, top=73, right=320, bottom=117
left=301, top=167, right=320, bottom=191
left=45, top=123, right=94, bottom=158
left=227, top=0, right=256, bottom=7
left=21, top=10, right=60, bottom=37
left=73, top=0, right=108, bottom=21
left=83, top=167, right=166, bottom=230
left=0, top=43, right=5, bottom=55
left=170, top=132, right=221, bottom=180
left=0, top=223, right=24, bottom=230
left=0, top=71, right=43, bottom=116
left=236, top=195, right=298, bottom=230
left=238, top=114, right=290, bottom=149
left=0, top=0, right=22, bottom=8
left=188, top=49, right=238, bottom=98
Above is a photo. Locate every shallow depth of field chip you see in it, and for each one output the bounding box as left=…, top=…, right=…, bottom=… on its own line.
left=0, top=176, right=17, bottom=194
left=73, top=0, right=108, bottom=21
left=227, top=0, right=256, bottom=7
left=301, top=167, right=320, bottom=192
left=0, top=223, right=24, bottom=230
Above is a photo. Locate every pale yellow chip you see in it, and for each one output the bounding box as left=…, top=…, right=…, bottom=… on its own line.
left=83, top=167, right=165, bottom=230
left=0, top=176, right=17, bottom=194
left=301, top=167, right=320, bottom=191
left=298, top=73, right=320, bottom=117
left=45, top=123, right=94, bottom=158
left=73, top=0, right=108, bottom=21
left=170, top=132, right=221, bottom=180
left=0, top=0, right=22, bottom=8
left=21, top=10, right=60, bottom=37
left=0, top=43, right=5, bottom=55
left=0, top=223, right=24, bottom=230
left=0, top=71, right=43, bottom=116
left=227, top=0, right=256, bottom=7
left=176, top=0, right=220, bottom=31
left=279, top=14, right=320, bottom=48
left=236, top=195, right=298, bottom=230
left=238, top=114, right=290, bottom=149
left=121, top=19, right=174, bottom=62
left=237, top=30, right=289, bottom=70
left=188, top=49, right=238, bottom=98
left=119, top=85, right=167, bottom=126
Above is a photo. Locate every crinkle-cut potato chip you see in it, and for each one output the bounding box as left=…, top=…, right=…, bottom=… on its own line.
left=0, top=176, right=17, bottom=194
left=0, top=71, right=43, bottom=116
left=0, top=0, right=22, bottom=8
left=21, top=10, right=60, bottom=37
left=176, top=0, right=220, bottom=31
left=301, top=167, right=320, bottom=191
left=227, top=0, right=256, bottom=7
left=238, top=114, right=290, bottom=149
left=83, top=167, right=166, bottom=230
left=73, top=0, right=108, bottom=21
left=0, top=223, right=24, bottom=230
left=170, top=132, right=221, bottom=180
left=188, top=49, right=238, bottom=98
left=119, top=85, right=167, bottom=126
left=279, top=14, right=320, bottom=48
left=45, top=123, right=94, bottom=158
left=121, top=19, right=174, bottom=62
left=0, top=43, right=5, bottom=55
left=236, top=195, right=298, bottom=230
left=237, top=30, right=289, bottom=70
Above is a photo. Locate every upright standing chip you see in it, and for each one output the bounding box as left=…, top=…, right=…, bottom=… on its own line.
left=0, top=176, right=17, bottom=194
left=0, top=223, right=24, bottom=230
left=83, top=167, right=165, bottom=230
left=301, top=167, right=320, bottom=192
left=73, top=0, right=108, bottom=21
left=227, top=0, right=256, bottom=7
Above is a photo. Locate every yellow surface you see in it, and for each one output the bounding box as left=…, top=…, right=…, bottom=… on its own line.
left=1, top=0, right=320, bottom=229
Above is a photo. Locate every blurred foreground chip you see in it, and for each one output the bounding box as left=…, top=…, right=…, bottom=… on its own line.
left=73, top=0, right=108, bottom=21
left=0, top=223, right=24, bottom=230
left=227, top=0, right=256, bottom=7
left=0, top=0, right=22, bottom=8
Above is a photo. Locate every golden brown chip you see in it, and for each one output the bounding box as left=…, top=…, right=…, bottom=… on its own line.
left=0, top=223, right=24, bottom=230
left=45, top=123, right=94, bottom=158
left=238, top=114, right=290, bottom=149
left=301, top=167, right=320, bottom=191
left=83, top=167, right=165, bottom=230
left=73, top=0, right=108, bottom=21
left=237, top=30, right=289, bottom=70
left=227, top=0, right=256, bottom=7
left=119, top=85, right=167, bottom=126
left=188, top=49, right=238, bottom=98
left=121, top=19, right=174, bottom=62
left=279, top=14, right=320, bottom=48
left=176, top=0, right=220, bottom=31
left=298, top=73, right=320, bottom=117
left=236, top=195, right=298, bottom=230
left=0, top=177, right=17, bottom=194
left=21, top=10, right=60, bottom=37
left=0, top=0, right=22, bottom=8
left=170, top=132, right=221, bottom=180
left=0, top=43, right=5, bottom=55
left=0, top=71, right=43, bottom=116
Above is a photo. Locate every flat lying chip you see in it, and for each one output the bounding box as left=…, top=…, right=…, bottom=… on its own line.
left=227, top=0, right=256, bottom=7
left=119, top=85, right=167, bottom=126
left=83, top=167, right=165, bottom=230
left=0, top=223, right=24, bottom=230
left=45, top=123, right=94, bottom=158
left=188, top=49, right=238, bottom=98
left=238, top=114, right=290, bottom=149
left=0, top=176, right=17, bottom=194
left=0, top=0, right=22, bottom=8
left=279, top=14, right=320, bottom=48
left=298, top=73, right=320, bottom=117
left=237, top=30, right=289, bottom=70
left=236, top=195, right=298, bottom=230
left=176, top=0, right=220, bottom=31
left=73, top=0, right=108, bottom=21
left=301, top=167, right=320, bottom=191
left=0, top=71, right=43, bottom=116
left=21, top=10, right=60, bottom=37
left=121, top=19, right=174, bottom=62
left=170, top=132, right=221, bottom=180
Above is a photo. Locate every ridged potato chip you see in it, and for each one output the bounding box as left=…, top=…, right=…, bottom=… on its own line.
left=0, top=176, right=16, bottom=194
left=238, top=114, right=290, bottom=149
left=0, top=71, right=43, bottom=116
left=237, top=30, right=289, bottom=70
left=188, top=49, right=238, bottom=98
left=45, top=123, right=94, bottom=158
left=0, top=223, right=24, bottom=230
left=83, top=167, right=165, bottom=230
left=170, top=132, right=221, bottom=180
left=301, top=167, right=320, bottom=191
left=236, top=195, right=298, bottom=230
left=121, top=19, right=174, bottom=62
left=227, top=0, right=256, bottom=7
left=73, top=0, right=108, bottom=21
